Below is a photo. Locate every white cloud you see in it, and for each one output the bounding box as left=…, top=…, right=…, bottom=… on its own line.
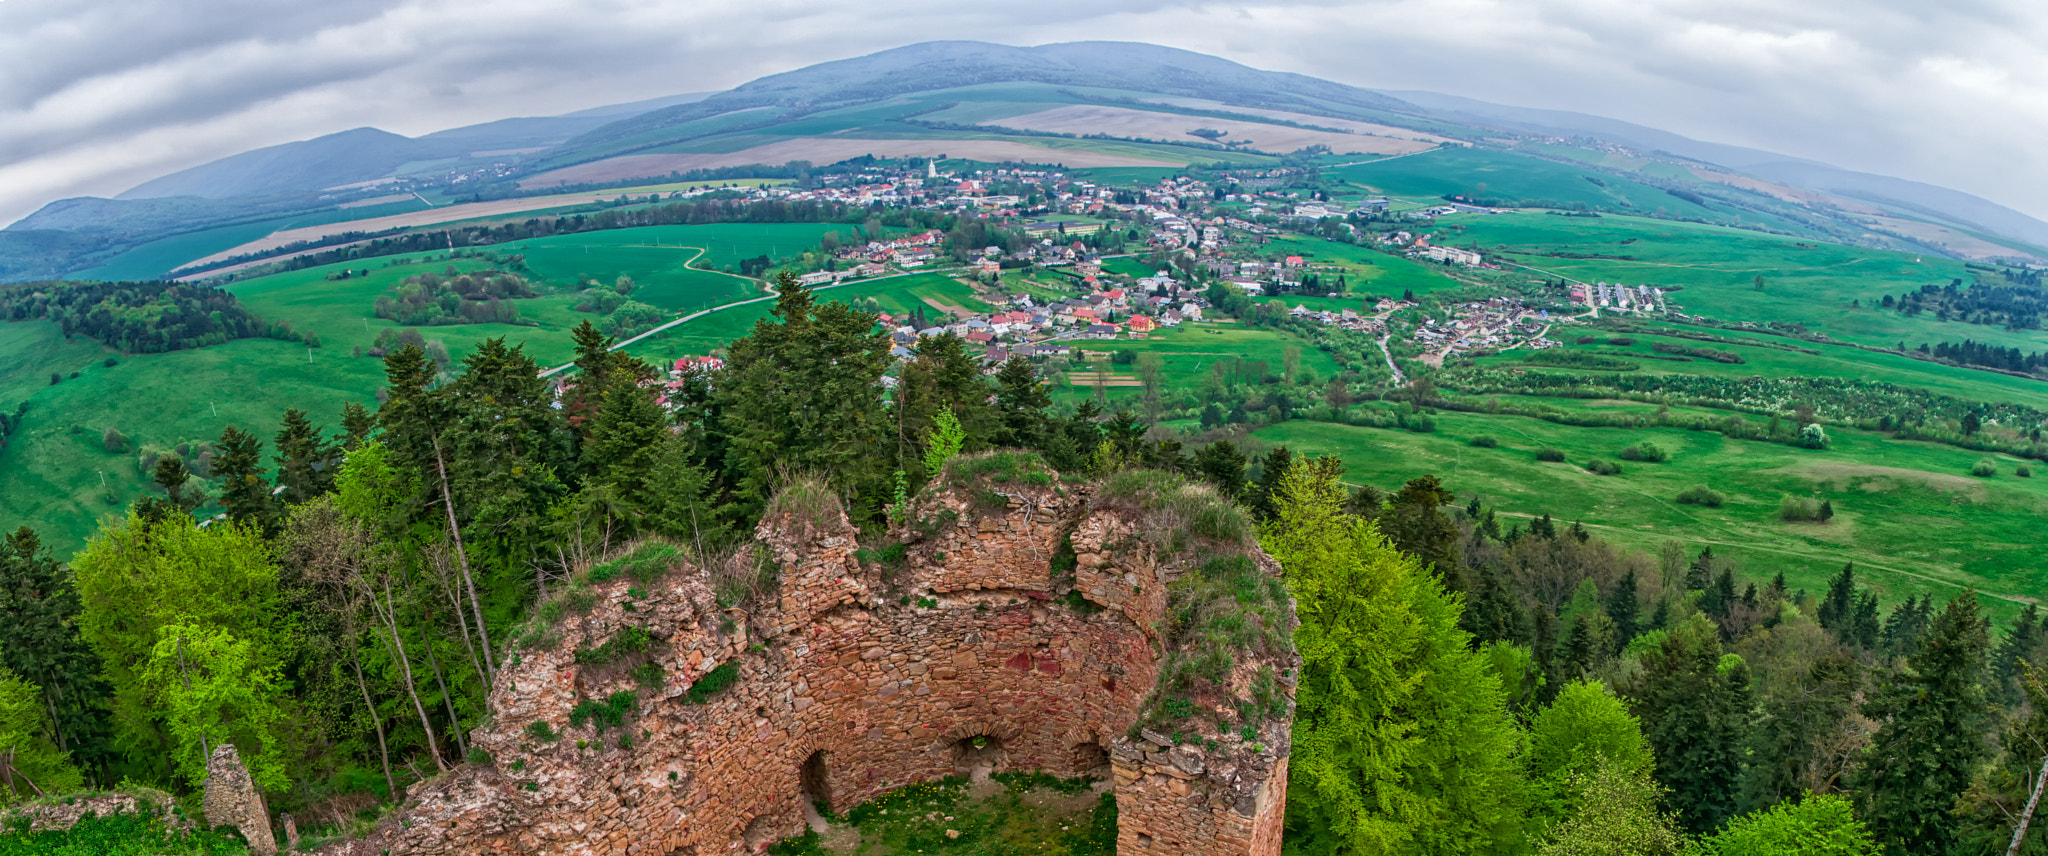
left=4, top=0, right=2048, bottom=226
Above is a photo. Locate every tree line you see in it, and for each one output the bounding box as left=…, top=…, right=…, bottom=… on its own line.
left=1, top=280, right=309, bottom=353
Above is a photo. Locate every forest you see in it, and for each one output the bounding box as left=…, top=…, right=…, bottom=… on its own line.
left=1, top=274, right=2044, bottom=856
left=0, top=279, right=305, bottom=353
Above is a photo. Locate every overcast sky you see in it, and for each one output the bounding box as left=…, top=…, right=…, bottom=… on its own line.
left=4, top=0, right=2047, bottom=226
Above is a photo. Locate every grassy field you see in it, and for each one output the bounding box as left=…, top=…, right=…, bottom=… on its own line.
left=1256, top=233, right=1467, bottom=297
left=1047, top=322, right=1340, bottom=408
left=1454, top=212, right=2048, bottom=353
left=1257, top=408, right=2045, bottom=624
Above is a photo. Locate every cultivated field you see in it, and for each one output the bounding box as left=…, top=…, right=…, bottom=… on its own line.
left=522, top=139, right=1188, bottom=189
left=182, top=193, right=646, bottom=269
left=978, top=105, right=1434, bottom=157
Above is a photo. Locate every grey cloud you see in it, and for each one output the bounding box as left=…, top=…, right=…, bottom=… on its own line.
left=4, top=0, right=2048, bottom=227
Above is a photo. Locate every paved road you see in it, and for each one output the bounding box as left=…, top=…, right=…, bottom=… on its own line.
left=539, top=262, right=958, bottom=377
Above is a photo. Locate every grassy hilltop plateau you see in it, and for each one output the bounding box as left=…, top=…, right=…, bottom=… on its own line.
left=2, top=39, right=2047, bottom=856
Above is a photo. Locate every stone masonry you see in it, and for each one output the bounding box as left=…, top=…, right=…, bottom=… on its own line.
left=205, top=743, right=278, bottom=856
left=321, top=473, right=1297, bottom=856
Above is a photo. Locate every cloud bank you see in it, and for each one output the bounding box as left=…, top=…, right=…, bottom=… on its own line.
left=4, top=0, right=2047, bottom=226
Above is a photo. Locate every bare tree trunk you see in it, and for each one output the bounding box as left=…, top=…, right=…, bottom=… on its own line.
left=432, top=542, right=489, bottom=689
left=430, top=437, right=497, bottom=689
left=2009, top=753, right=2048, bottom=856
left=418, top=623, right=468, bottom=758
left=349, top=651, right=398, bottom=801
left=372, top=575, right=447, bottom=772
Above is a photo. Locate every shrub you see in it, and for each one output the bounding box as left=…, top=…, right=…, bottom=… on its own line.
left=525, top=720, right=559, bottom=742
left=1605, top=337, right=1635, bottom=346
left=1798, top=423, right=1830, bottom=449
left=764, top=475, right=844, bottom=538
left=568, top=691, right=639, bottom=731
left=2019, top=464, right=2033, bottom=478
left=685, top=661, right=741, bottom=704
left=102, top=357, right=117, bottom=368
left=101, top=426, right=126, bottom=453
left=1779, top=495, right=1829, bottom=522
left=1468, top=435, right=1499, bottom=448
left=574, top=625, right=655, bottom=666
left=1585, top=459, right=1622, bottom=476
left=467, top=746, right=493, bottom=767
left=1675, top=485, right=1724, bottom=507
left=1536, top=448, right=1567, bottom=462
left=1617, top=441, right=1668, bottom=462
left=709, top=544, right=777, bottom=610
left=1972, top=458, right=1998, bottom=477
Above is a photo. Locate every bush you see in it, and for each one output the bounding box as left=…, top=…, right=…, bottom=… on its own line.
left=1779, top=495, right=1832, bottom=522
left=2019, top=464, right=2033, bottom=478
left=1468, top=435, right=1499, bottom=448
left=586, top=542, right=683, bottom=585
left=1585, top=459, right=1622, bottom=476
left=1675, top=485, right=1724, bottom=507
left=574, top=625, right=655, bottom=666
left=525, top=720, right=559, bottom=742
left=102, top=426, right=127, bottom=453
left=102, top=357, right=117, bottom=368
left=1617, top=441, right=1668, bottom=462
left=685, top=661, right=741, bottom=704
left=1536, top=448, right=1567, bottom=462
left=467, top=746, right=493, bottom=767
left=568, top=690, right=639, bottom=731
left=1972, top=458, right=1998, bottom=477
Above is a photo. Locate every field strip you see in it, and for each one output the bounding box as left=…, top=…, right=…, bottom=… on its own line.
left=1486, top=509, right=2029, bottom=605
left=178, top=191, right=657, bottom=270
left=539, top=264, right=958, bottom=377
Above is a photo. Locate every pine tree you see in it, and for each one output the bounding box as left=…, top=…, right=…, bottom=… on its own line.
left=1379, top=475, right=1463, bottom=589
left=1605, top=571, right=1641, bottom=648
left=214, top=425, right=274, bottom=531
left=1855, top=592, right=1992, bottom=856
left=1739, top=650, right=1859, bottom=812
left=583, top=373, right=670, bottom=521
left=1634, top=613, right=1753, bottom=833
left=1818, top=563, right=1857, bottom=639
left=1248, top=446, right=1293, bottom=521
left=715, top=273, right=891, bottom=517
left=895, top=333, right=998, bottom=469
left=1994, top=604, right=2044, bottom=705
left=273, top=408, right=336, bottom=504
left=0, top=528, right=113, bottom=781
left=991, top=356, right=1051, bottom=449
left=1191, top=440, right=1249, bottom=500
left=340, top=401, right=375, bottom=450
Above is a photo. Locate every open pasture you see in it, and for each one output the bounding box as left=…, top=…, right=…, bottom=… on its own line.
left=1257, top=410, right=2047, bottom=624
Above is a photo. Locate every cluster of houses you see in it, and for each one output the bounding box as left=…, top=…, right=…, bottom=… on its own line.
left=1412, top=297, right=1561, bottom=358
left=879, top=281, right=1211, bottom=368
left=1569, top=282, right=1668, bottom=312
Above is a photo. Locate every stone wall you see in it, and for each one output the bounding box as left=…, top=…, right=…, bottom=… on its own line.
left=321, top=475, right=1295, bottom=856
left=8, top=787, right=184, bottom=834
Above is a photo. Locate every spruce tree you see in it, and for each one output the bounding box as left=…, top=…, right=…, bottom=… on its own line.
left=1190, top=440, right=1249, bottom=500
left=0, top=528, right=113, bottom=781
left=1818, top=563, right=1857, bottom=637
left=1855, top=591, right=1992, bottom=855
left=214, top=425, right=273, bottom=531
left=991, top=356, right=1051, bottom=449
left=1248, top=446, right=1293, bottom=521
left=1994, top=604, right=2044, bottom=705
left=895, top=333, right=998, bottom=469
left=1634, top=613, right=1753, bottom=833
left=1605, top=571, right=1640, bottom=648
left=584, top=374, right=670, bottom=519
left=273, top=408, right=336, bottom=504
left=340, top=401, right=375, bottom=450
left=1740, top=649, right=1859, bottom=812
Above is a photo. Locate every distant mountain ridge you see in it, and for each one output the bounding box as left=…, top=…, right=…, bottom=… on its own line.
left=8, top=40, right=2048, bottom=280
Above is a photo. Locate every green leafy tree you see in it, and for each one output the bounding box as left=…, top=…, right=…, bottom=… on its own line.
left=1854, top=591, right=1992, bottom=856
left=1526, top=679, right=1652, bottom=832
left=897, top=333, right=997, bottom=463
left=1263, top=458, right=1528, bottom=855
left=1697, top=793, right=1876, bottom=856
left=71, top=514, right=289, bottom=782
left=1534, top=754, right=1686, bottom=856
left=920, top=409, right=966, bottom=479
left=141, top=623, right=289, bottom=792
left=0, top=669, right=82, bottom=802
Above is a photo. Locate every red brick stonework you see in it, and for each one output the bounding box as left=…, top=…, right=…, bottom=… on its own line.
left=320, top=475, right=1296, bottom=856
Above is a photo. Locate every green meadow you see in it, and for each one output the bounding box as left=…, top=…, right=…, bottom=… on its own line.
left=1257, top=408, right=2045, bottom=624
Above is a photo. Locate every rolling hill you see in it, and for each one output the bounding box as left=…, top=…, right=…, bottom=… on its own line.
left=7, top=40, right=2048, bottom=283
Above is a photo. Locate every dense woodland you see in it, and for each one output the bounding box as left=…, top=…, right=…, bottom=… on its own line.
left=0, top=279, right=307, bottom=353
left=1, top=274, right=2045, bottom=855
left=1887, top=278, right=2048, bottom=331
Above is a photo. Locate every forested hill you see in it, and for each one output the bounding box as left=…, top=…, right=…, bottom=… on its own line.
left=0, top=273, right=2042, bottom=854
left=1, top=280, right=306, bottom=354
